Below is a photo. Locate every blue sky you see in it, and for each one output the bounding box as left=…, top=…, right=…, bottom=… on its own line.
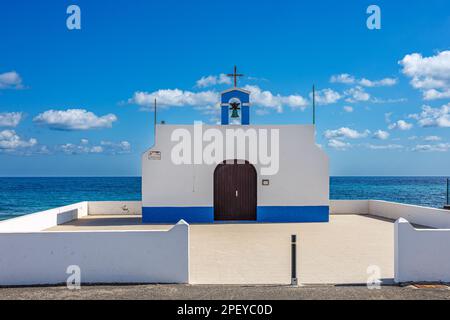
left=0, top=0, right=450, bottom=176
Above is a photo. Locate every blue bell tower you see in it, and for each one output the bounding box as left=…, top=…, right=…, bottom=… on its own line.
left=221, top=66, right=250, bottom=125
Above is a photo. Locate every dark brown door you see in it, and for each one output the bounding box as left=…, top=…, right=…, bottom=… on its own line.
left=214, top=160, right=257, bottom=221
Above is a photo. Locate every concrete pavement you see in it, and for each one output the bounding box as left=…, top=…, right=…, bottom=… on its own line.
left=0, top=284, right=449, bottom=300
left=48, top=214, right=395, bottom=285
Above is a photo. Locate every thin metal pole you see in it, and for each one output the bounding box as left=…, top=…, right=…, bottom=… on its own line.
left=154, top=98, right=157, bottom=143
left=447, top=178, right=449, bottom=205
left=312, top=84, right=316, bottom=125
left=291, top=234, right=298, bottom=286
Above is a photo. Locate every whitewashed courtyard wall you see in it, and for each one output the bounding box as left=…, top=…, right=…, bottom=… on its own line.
left=88, top=201, right=142, bottom=215
left=395, top=218, right=450, bottom=283
left=329, top=200, right=369, bottom=214
left=330, top=200, right=450, bottom=229
left=0, top=220, right=189, bottom=286
left=370, top=200, right=450, bottom=229
left=0, top=202, right=88, bottom=233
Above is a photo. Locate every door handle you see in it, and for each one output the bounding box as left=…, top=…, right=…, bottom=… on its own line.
left=235, top=190, right=238, bottom=197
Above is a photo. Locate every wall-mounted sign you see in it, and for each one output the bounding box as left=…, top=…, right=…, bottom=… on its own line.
left=149, top=151, right=161, bottom=160
left=262, top=179, right=270, bottom=186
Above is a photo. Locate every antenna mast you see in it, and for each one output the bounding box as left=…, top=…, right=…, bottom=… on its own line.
left=154, top=98, right=157, bottom=142
left=312, top=84, right=316, bottom=125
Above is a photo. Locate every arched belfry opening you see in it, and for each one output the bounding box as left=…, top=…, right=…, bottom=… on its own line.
left=214, top=160, right=257, bottom=221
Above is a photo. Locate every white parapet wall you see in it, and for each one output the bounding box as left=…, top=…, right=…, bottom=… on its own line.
left=0, top=202, right=88, bottom=233
left=369, top=200, right=450, bottom=229
left=0, top=220, right=189, bottom=285
left=330, top=199, right=450, bottom=229
left=88, top=201, right=142, bottom=215
left=395, top=218, right=450, bottom=283
left=329, top=200, right=369, bottom=214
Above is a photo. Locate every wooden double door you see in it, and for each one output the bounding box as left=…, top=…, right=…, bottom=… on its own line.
left=214, top=160, right=257, bottom=221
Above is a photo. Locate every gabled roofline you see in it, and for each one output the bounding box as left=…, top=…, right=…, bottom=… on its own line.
left=220, top=87, right=251, bottom=95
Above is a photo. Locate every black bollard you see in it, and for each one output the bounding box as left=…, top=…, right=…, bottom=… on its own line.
left=291, top=234, right=298, bottom=286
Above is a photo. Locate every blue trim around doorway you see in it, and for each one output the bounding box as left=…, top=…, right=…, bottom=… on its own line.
left=142, top=206, right=329, bottom=223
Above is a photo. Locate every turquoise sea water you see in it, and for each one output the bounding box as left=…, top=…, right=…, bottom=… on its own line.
left=0, top=177, right=448, bottom=220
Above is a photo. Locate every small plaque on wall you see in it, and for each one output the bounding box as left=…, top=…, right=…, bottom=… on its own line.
left=149, top=151, right=161, bottom=160
left=262, top=179, right=270, bottom=186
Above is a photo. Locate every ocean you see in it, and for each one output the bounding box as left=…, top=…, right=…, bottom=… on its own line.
left=0, top=176, right=448, bottom=220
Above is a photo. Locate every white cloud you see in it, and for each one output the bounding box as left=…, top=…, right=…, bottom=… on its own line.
left=365, top=144, right=403, bottom=150
left=33, top=109, right=117, bottom=130
left=399, top=51, right=450, bottom=100
left=0, top=130, right=37, bottom=150
left=359, top=77, right=398, bottom=87
left=330, top=73, right=397, bottom=87
left=344, top=86, right=370, bottom=103
left=100, top=140, right=131, bottom=154
left=424, top=135, right=442, bottom=142
left=196, top=74, right=232, bottom=88
left=0, top=71, right=23, bottom=89
left=324, top=127, right=370, bottom=139
left=193, top=104, right=222, bottom=123
left=128, top=89, right=219, bottom=110
left=412, top=143, right=450, bottom=152
left=343, top=106, right=354, bottom=113
left=58, top=139, right=131, bottom=155
left=371, top=97, right=408, bottom=104
left=409, top=103, right=450, bottom=127
left=129, top=85, right=309, bottom=117
left=244, top=85, right=309, bottom=112
left=328, top=139, right=351, bottom=150
left=384, top=112, right=393, bottom=123
left=330, top=74, right=355, bottom=84
left=388, top=120, right=413, bottom=131
left=0, top=112, right=22, bottom=127
left=373, top=130, right=390, bottom=140
left=422, top=89, right=450, bottom=100
left=311, top=88, right=341, bottom=105
left=255, top=109, right=270, bottom=116
left=59, top=143, right=103, bottom=155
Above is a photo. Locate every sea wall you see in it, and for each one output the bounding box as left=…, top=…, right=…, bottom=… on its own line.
left=395, top=218, right=450, bottom=283
left=0, top=220, right=189, bottom=286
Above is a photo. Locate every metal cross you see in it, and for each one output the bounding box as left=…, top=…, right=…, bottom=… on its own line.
left=227, top=65, right=244, bottom=87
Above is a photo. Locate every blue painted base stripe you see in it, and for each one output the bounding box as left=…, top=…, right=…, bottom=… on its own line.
left=142, top=206, right=329, bottom=223
left=142, top=206, right=213, bottom=223
left=257, top=206, right=329, bottom=223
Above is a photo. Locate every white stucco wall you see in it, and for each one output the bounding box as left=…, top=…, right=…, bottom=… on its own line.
left=330, top=200, right=369, bottom=214
left=0, top=220, right=189, bottom=285
left=0, top=202, right=88, bottom=233
left=329, top=200, right=450, bottom=228
left=370, top=200, right=450, bottom=229
left=142, top=124, right=329, bottom=208
left=395, top=218, right=450, bottom=283
left=88, top=201, right=142, bottom=215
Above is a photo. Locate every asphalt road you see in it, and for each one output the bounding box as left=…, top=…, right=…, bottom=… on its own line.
left=0, top=284, right=449, bottom=300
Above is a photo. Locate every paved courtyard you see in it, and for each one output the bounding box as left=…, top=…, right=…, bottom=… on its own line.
left=48, top=214, right=394, bottom=285
left=1, top=284, right=449, bottom=300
